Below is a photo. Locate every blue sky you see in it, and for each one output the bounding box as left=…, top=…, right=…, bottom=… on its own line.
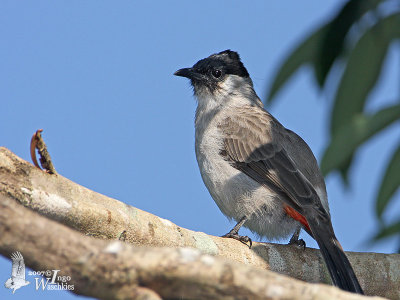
left=1, top=1, right=399, bottom=299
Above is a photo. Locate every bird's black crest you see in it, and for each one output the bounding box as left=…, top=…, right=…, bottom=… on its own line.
left=193, top=49, right=249, bottom=78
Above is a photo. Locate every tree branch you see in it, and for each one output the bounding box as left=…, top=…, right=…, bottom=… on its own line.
left=0, top=147, right=398, bottom=299
left=0, top=191, right=385, bottom=300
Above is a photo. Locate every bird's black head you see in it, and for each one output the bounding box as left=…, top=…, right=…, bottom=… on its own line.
left=174, top=50, right=250, bottom=93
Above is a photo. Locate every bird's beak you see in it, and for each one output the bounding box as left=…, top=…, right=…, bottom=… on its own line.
left=174, top=68, right=194, bottom=78
left=174, top=68, right=206, bottom=83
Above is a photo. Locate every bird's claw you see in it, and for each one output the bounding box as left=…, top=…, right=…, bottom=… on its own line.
left=288, top=237, right=306, bottom=249
left=222, top=232, right=252, bottom=248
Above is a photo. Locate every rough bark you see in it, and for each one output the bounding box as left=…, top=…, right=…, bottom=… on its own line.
left=0, top=147, right=398, bottom=299
left=0, top=192, right=386, bottom=300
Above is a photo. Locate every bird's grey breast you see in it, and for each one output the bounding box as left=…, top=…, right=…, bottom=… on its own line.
left=195, top=109, right=247, bottom=218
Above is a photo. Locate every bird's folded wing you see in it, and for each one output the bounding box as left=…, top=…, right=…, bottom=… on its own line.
left=218, top=108, right=329, bottom=222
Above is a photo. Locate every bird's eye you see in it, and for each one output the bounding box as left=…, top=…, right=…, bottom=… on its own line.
left=212, top=69, right=222, bottom=78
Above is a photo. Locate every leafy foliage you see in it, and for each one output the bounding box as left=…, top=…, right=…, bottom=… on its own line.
left=267, top=0, right=400, bottom=248
left=321, top=104, right=400, bottom=175
left=266, top=25, right=328, bottom=103
left=376, top=145, right=400, bottom=219
left=315, top=0, right=384, bottom=86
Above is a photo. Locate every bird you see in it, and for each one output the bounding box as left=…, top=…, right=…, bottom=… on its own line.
left=174, top=49, right=363, bottom=294
left=4, top=251, right=30, bottom=293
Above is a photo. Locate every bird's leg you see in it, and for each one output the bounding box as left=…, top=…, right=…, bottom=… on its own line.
left=288, top=227, right=306, bottom=249
left=221, top=216, right=252, bottom=248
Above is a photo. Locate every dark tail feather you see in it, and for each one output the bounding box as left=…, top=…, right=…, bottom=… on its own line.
left=308, top=221, right=364, bottom=294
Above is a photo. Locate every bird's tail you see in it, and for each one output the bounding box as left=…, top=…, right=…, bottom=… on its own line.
left=308, top=219, right=364, bottom=294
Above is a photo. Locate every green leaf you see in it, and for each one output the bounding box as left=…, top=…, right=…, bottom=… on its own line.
left=337, top=155, right=353, bottom=187
left=316, top=0, right=385, bottom=86
left=266, top=0, right=387, bottom=103
left=266, top=25, right=328, bottom=104
left=372, top=219, right=400, bottom=241
left=321, top=103, right=400, bottom=176
left=330, top=13, right=400, bottom=136
left=376, top=144, right=400, bottom=219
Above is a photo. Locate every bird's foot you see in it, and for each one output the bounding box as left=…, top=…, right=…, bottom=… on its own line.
left=221, top=231, right=252, bottom=248
left=288, top=236, right=306, bottom=249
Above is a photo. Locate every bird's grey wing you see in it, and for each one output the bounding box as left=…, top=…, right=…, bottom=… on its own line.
left=219, top=108, right=329, bottom=230
left=10, top=252, right=25, bottom=280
